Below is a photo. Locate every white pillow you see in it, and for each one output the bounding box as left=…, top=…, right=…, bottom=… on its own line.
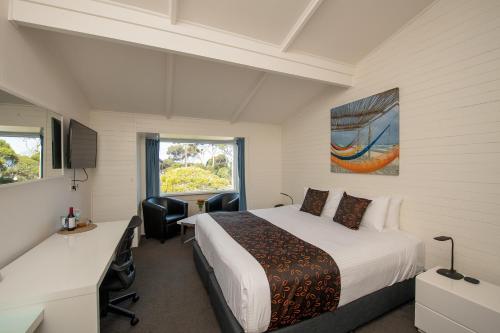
left=359, top=195, right=391, bottom=232
left=322, top=191, right=344, bottom=218
left=384, top=197, right=403, bottom=230
left=303, top=187, right=344, bottom=218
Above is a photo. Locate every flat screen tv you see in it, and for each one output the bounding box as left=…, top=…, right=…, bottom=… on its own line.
left=67, top=119, right=97, bottom=169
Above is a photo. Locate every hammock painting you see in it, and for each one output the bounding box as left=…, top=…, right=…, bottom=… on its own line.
left=331, top=88, right=399, bottom=175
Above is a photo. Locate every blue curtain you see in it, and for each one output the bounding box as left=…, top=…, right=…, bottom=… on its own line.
left=236, top=138, right=247, bottom=210
left=145, top=137, right=160, bottom=198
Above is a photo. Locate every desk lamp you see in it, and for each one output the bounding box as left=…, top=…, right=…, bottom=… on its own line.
left=434, top=236, right=463, bottom=280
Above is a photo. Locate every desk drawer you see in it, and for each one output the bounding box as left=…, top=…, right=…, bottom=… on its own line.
left=415, top=303, right=475, bottom=333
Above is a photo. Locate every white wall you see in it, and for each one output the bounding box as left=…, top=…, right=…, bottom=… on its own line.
left=282, top=0, right=500, bottom=284
left=90, top=110, right=282, bottom=223
left=0, top=1, right=91, bottom=268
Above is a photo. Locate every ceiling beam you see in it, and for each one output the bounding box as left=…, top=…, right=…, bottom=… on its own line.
left=9, top=0, right=353, bottom=86
left=281, top=0, right=324, bottom=52
left=169, top=0, right=177, bottom=25
left=231, top=73, right=267, bottom=124
left=165, top=53, right=175, bottom=118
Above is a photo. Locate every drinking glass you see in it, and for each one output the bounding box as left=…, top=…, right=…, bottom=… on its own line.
left=74, top=208, right=81, bottom=222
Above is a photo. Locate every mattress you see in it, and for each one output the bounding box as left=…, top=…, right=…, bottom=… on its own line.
left=195, top=205, right=424, bottom=333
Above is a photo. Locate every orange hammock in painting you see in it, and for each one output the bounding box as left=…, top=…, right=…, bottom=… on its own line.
left=331, top=146, right=399, bottom=173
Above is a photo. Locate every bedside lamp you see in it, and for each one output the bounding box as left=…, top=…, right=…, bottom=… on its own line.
left=434, top=236, right=463, bottom=280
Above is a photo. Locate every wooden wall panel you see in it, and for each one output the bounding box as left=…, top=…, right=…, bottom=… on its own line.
left=90, top=111, right=283, bottom=223
left=282, top=0, right=500, bottom=283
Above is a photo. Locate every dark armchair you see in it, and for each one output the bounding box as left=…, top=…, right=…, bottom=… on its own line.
left=205, top=192, right=240, bottom=213
left=142, top=196, right=188, bottom=243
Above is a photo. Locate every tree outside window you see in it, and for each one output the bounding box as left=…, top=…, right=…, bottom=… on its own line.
left=0, top=136, right=41, bottom=184
left=159, top=140, right=235, bottom=194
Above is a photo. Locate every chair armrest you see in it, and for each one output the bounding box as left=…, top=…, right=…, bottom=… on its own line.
left=205, top=194, right=223, bottom=213
left=166, top=197, right=188, bottom=217
left=141, top=200, right=167, bottom=237
left=226, top=197, right=240, bottom=211
left=142, top=200, right=167, bottom=216
left=111, top=259, right=133, bottom=272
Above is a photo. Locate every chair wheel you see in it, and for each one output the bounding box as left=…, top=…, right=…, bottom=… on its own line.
left=130, top=317, right=139, bottom=326
left=132, top=295, right=140, bottom=303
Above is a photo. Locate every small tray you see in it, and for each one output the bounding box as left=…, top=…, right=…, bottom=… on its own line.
left=57, top=223, right=97, bottom=235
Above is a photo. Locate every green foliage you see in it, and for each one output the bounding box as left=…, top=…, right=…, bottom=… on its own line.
left=0, top=139, right=19, bottom=172
left=166, top=144, right=185, bottom=161
left=30, top=152, right=40, bottom=162
left=159, top=141, right=234, bottom=193
left=160, top=166, right=230, bottom=193
left=206, top=154, right=228, bottom=168
left=215, top=166, right=230, bottom=179
left=0, top=139, right=40, bottom=184
left=166, top=143, right=200, bottom=166
left=206, top=154, right=231, bottom=181
left=160, top=158, right=181, bottom=171
left=10, top=156, right=39, bottom=181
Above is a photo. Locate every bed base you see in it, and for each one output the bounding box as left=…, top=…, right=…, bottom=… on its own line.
left=193, top=240, right=415, bottom=333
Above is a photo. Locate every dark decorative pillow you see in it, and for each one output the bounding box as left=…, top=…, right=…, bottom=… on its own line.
left=300, top=188, right=329, bottom=216
left=333, top=192, right=372, bottom=230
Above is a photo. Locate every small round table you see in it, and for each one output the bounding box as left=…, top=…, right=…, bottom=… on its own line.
left=177, top=215, right=197, bottom=244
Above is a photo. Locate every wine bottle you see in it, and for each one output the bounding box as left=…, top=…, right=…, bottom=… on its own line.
left=67, top=207, right=76, bottom=231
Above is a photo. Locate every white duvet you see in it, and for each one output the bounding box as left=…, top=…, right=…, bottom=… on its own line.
left=195, top=205, right=424, bottom=333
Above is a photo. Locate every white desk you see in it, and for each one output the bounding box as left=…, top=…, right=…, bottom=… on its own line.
left=0, top=221, right=129, bottom=333
left=0, top=305, right=44, bottom=333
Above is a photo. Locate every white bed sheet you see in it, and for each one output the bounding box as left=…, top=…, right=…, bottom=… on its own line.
left=195, top=205, right=425, bottom=333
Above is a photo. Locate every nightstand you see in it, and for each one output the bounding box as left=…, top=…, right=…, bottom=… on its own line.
left=177, top=214, right=197, bottom=244
left=415, top=267, right=500, bottom=333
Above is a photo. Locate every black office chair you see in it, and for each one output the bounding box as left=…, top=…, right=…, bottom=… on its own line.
left=100, top=216, right=142, bottom=326
left=205, top=192, right=240, bottom=213
left=142, top=196, right=188, bottom=243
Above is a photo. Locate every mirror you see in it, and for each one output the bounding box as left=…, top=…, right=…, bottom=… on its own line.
left=0, top=89, right=64, bottom=185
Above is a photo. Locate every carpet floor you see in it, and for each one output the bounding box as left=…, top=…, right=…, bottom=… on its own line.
left=100, top=235, right=417, bottom=333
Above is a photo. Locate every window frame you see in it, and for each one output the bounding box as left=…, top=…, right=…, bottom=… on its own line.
left=158, top=138, right=238, bottom=196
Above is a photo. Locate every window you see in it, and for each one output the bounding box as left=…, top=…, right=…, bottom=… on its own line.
left=0, top=130, right=42, bottom=184
left=159, top=139, right=236, bottom=194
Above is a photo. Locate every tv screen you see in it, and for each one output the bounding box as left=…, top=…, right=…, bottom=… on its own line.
left=68, top=119, right=97, bottom=169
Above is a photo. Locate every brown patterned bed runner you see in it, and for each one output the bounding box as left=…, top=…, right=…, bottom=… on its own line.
left=209, top=211, right=341, bottom=331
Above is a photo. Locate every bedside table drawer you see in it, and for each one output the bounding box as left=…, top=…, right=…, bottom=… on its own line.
left=416, top=277, right=500, bottom=332
left=415, top=303, right=475, bottom=333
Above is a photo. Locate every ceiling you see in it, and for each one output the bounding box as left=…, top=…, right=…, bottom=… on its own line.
left=34, top=0, right=433, bottom=124
left=177, top=0, right=309, bottom=45
left=290, top=0, right=435, bottom=62
left=110, top=0, right=433, bottom=63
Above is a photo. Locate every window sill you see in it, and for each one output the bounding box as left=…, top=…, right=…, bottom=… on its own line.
left=160, top=190, right=236, bottom=197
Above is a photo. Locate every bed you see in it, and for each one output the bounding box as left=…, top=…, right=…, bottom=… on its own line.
left=194, top=205, right=424, bottom=333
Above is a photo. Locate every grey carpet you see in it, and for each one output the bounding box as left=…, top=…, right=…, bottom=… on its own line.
left=101, top=234, right=417, bottom=333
